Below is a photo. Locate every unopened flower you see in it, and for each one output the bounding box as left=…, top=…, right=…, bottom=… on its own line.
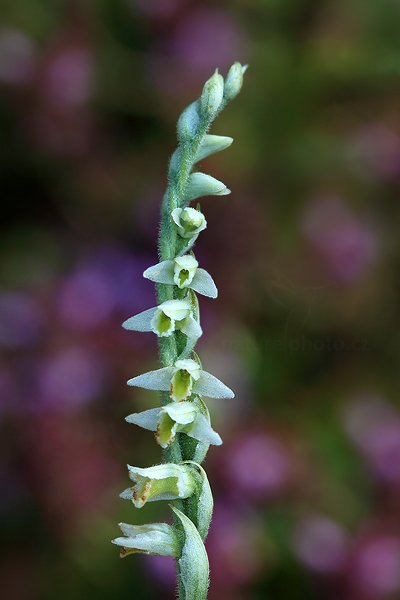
left=171, top=207, right=207, bottom=239
left=121, top=463, right=196, bottom=508
left=224, top=62, right=248, bottom=102
left=195, top=134, right=233, bottom=162
left=127, top=358, right=234, bottom=401
left=185, top=172, right=230, bottom=202
left=126, top=399, right=222, bottom=448
left=122, top=299, right=201, bottom=340
left=201, top=69, right=224, bottom=118
left=112, top=522, right=179, bottom=558
left=143, top=255, right=217, bottom=298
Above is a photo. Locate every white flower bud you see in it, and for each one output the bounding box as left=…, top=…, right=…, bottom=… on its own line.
left=195, top=134, right=233, bottom=162
left=224, top=62, right=248, bottom=102
left=185, top=172, right=230, bottom=202
left=200, top=70, right=224, bottom=118
left=177, top=101, right=201, bottom=142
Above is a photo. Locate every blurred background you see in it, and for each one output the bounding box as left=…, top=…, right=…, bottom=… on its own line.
left=1, top=0, right=400, bottom=598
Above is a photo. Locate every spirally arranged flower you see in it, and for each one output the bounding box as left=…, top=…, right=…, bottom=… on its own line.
left=113, top=63, right=247, bottom=600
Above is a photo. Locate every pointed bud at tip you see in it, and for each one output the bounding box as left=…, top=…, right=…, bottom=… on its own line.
left=224, top=62, right=247, bottom=102
left=200, top=70, right=224, bottom=118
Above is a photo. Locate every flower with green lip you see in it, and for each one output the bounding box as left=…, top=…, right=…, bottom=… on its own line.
left=172, top=207, right=207, bottom=239
left=120, top=463, right=197, bottom=508
left=143, top=255, right=218, bottom=298
left=125, top=399, right=222, bottom=448
left=127, top=358, right=234, bottom=401
left=122, top=299, right=202, bottom=341
left=112, top=522, right=179, bottom=558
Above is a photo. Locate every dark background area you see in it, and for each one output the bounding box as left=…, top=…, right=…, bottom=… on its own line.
left=1, top=1, right=400, bottom=598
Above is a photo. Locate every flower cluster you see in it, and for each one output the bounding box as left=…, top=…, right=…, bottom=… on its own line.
left=112, top=63, right=246, bottom=599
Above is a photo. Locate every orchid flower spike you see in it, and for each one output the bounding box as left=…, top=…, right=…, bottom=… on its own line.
left=127, top=358, right=234, bottom=401
left=126, top=399, right=222, bottom=448
left=143, top=254, right=218, bottom=298
left=112, top=522, right=179, bottom=558
left=122, top=299, right=201, bottom=340
left=120, top=463, right=196, bottom=508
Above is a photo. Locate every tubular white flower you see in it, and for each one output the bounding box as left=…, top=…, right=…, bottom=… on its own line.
left=185, top=173, right=230, bottom=202
left=122, top=299, right=202, bottom=341
left=125, top=400, right=222, bottom=448
left=143, top=255, right=217, bottom=298
left=112, top=522, right=179, bottom=558
left=121, top=463, right=196, bottom=508
left=127, top=358, right=234, bottom=400
left=171, top=207, right=207, bottom=239
left=195, top=134, right=233, bottom=163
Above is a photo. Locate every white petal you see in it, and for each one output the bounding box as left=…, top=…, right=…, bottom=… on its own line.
left=125, top=408, right=161, bottom=431
left=190, top=268, right=218, bottom=298
left=180, top=315, right=202, bottom=339
left=187, top=413, right=222, bottom=445
left=194, top=370, right=234, bottom=399
left=163, top=401, right=197, bottom=425
left=159, top=299, right=191, bottom=320
left=143, top=261, right=174, bottom=285
left=122, top=307, right=157, bottom=332
left=174, top=255, right=198, bottom=270
left=112, top=522, right=178, bottom=557
left=171, top=207, right=183, bottom=229
left=174, top=359, right=201, bottom=380
left=127, top=367, right=174, bottom=391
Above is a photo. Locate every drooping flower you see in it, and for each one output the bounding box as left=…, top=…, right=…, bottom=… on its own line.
left=126, top=399, right=222, bottom=448
left=127, top=358, right=234, bottom=401
left=122, top=299, right=202, bottom=340
left=120, top=463, right=196, bottom=508
left=112, top=522, right=179, bottom=558
left=171, top=207, right=207, bottom=239
left=143, top=254, right=217, bottom=298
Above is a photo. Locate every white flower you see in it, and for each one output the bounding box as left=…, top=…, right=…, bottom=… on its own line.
left=127, top=358, right=234, bottom=401
left=112, top=522, right=179, bottom=558
left=143, top=254, right=218, bottom=298
left=171, top=207, right=207, bottom=239
left=122, top=299, right=202, bottom=341
left=120, top=463, right=196, bottom=508
left=126, top=399, right=222, bottom=448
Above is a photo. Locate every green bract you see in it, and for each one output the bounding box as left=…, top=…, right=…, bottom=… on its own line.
left=114, top=63, right=246, bottom=600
